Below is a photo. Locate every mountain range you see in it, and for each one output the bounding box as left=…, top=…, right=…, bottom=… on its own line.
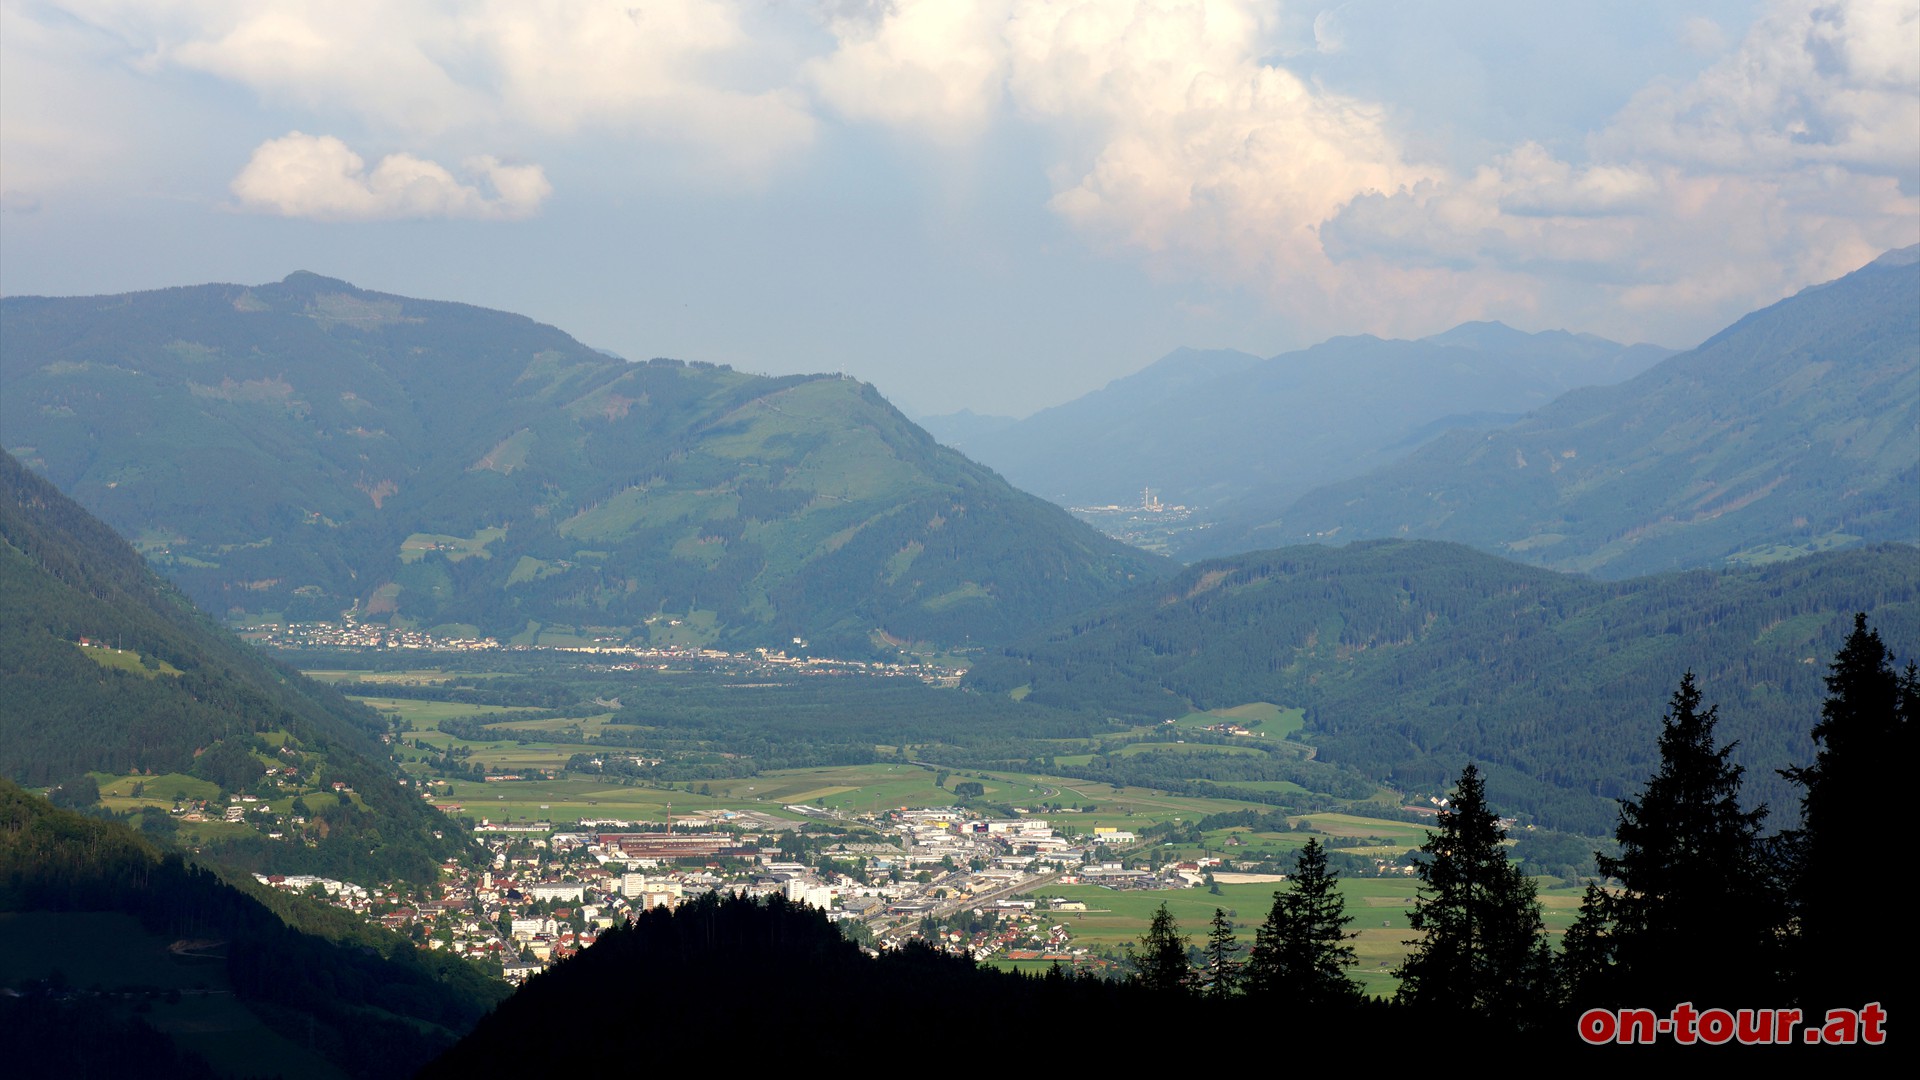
left=0, top=273, right=1164, bottom=656
left=1202, top=247, right=1920, bottom=573
left=930, top=328, right=1670, bottom=519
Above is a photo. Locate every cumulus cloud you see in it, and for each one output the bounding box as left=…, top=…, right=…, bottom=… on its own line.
left=794, top=1, right=1908, bottom=337
left=809, top=0, right=1432, bottom=317
left=807, top=1, right=1014, bottom=135
left=49, top=1, right=816, bottom=172
left=230, top=132, right=550, bottom=221
left=1600, top=0, right=1919, bottom=175
left=1320, top=0, right=1920, bottom=336
left=1678, top=16, right=1727, bottom=55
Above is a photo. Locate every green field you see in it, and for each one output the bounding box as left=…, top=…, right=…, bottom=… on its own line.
left=349, top=675, right=1385, bottom=841
left=76, top=642, right=182, bottom=678
left=399, top=527, right=505, bottom=564
left=1029, top=874, right=1587, bottom=996
left=1029, top=879, right=1414, bottom=990
left=1300, top=813, right=1432, bottom=846
left=433, top=776, right=761, bottom=824
left=1169, top=702, right=1304, bottom=736
left=303, top=668, right=510, bottom=685
left=1201, top=826, right=1311, bottom=858
left=356, top=696, right=547, bottom=727
left=1111, top=741, right=1270, bottom=758
left=412, top=761, right=1283, bottom=830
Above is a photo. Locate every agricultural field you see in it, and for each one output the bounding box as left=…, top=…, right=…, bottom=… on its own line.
left=422, top=763, right=1005, bottom=825
left=1169, top=702, right=1305, bottom=736
left=326, top=665, right=1337, bottom=826
left=1026, top=875, right=1589, bottom=996
left=433, top=775, right=755, bottom=825
left=303, top=668, right=517, bottom=685
left=322, top=666, right=1438, bottom=863
left=356, top=696, right=549, bottom=730
left=319, top=662, right=1562, bottom=905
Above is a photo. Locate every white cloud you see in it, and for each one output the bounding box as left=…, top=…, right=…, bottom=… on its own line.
left=809, top=1, right=1431, bottom=318
left=1319, top=0, right=1920, bottom=338
left=1600, top=0, right=1920, bottom=175
left=1310, top=7, right=1345, bottom=54
left=807, top=1, right=1013, bottom=136
left=44, top=1, right=816, bottom=173
left=1678, top=16, right=1727, bottom=55
left=460, top=0, right=816, bottom=168
left=1, top=0, right=181, bottom=207
left=229, top=132, right=550, bottom=221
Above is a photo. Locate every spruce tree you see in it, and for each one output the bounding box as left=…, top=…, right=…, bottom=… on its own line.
left=1394, top=764, right=1550, bottom=1026
left=1245, top=838, right=1361, bottom=1007
left=1203, top=908, right=1242, bottom=999
left=1784, top=615, right=1912, bottom=1009
left=1555, top=882, right=1614, bottom=1006
left=1582, top=672, right=1780, bottom=1004
left=1131, top=903, right=1195, bottom=995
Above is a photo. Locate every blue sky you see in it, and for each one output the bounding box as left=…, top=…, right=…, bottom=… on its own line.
left=3, top=1, right=1914, bottom=416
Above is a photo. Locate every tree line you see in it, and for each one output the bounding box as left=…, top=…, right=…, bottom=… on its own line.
left=1117, top=614, right=1911, bottom=1038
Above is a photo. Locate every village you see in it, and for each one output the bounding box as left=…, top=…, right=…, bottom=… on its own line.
left=237, top=617, right=965, bottom=684
left=252, top=802, right=1210, bottom=984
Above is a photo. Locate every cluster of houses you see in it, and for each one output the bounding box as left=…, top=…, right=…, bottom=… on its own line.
left=240, top=619, right=965, bottom=684
left=238, top=618, right=501, bottom=651
left=919, top=903, right=1084, bottom=965
left=250, top=803, right=1175, bottom=982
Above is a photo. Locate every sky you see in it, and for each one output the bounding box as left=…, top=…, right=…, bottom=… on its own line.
left=2, top=1, right=1915, bottom=417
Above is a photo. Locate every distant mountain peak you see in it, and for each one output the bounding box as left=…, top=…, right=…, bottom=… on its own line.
left=277, top=270, right=360, bottom=292
left=1870, top=244, right=1919, bottom=268
left=1428, top=319, right=1518, bottom=340
left=1425, top=320, right=1576, bottom=350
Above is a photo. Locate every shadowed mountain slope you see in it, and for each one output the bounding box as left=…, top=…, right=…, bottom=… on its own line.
left=1, top=450, right=467, bottom=881
left=0, top=781, right=503, bottom=1079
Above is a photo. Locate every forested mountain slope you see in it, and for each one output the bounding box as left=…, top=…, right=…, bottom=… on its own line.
left=1232, top=248, right=1920, bottom=574
left=0, top=782, right=502, bottom=1079
left=0, top=451, right=466, bottom=881
left=964, top=540, right=1920, bottom=833
left=0, top=273, right=1163, bottom=655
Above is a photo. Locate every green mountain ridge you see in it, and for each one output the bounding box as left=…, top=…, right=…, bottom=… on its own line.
left=1, top=450, right=467, bottom=882
left=964, top=539, right=1920, bottom=834
left=1220, top=248, right=1920, bottom=573
left=0, top=273, right=1164, bottom=655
